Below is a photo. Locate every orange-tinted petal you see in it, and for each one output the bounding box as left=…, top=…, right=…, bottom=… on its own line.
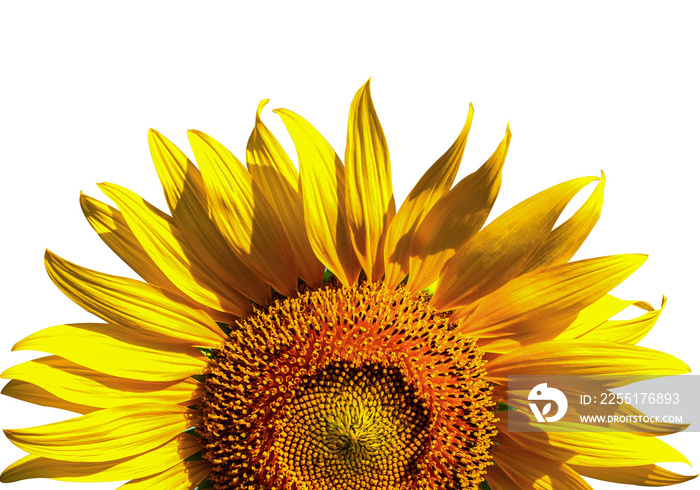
left=493, top=444, right=593, bottom=489
left=99, top=183, right=252, bottom=316
left=461, top=254, right=647, bottom=352
left=189, top=129, right=298, bottom=297
left=407, top=125, right=509, bottom=293
left=383, top=104, right=474, bottom=289
left=432, top=176, right=596, bottom=311
left=247, top=100, right=325, bottom=287
left=148, top=129, right=271, bottom=305
left=523, top=174, right=605, bottom=272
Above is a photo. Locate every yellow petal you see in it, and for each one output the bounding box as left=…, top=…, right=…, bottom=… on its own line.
left=493, top=445, right=593, bottom=489
left=99, top=183, right=252, bottom=317
left=13, top=323, right=206, bottom=381
left=524, top=174, right=605, bottom=272
left=148, top=129, right=272, bottom=305
left=570, top=463, right=697, bottom=486
left=45, top=250, right=224, bottom=347
left=344, top=80, right=396, bottom=282
left=0, top=433, right=200, bottom=483
left=4, top=403, right=193, bottom=462
left=383, top=104, right=474, bottom=289
left=461, top=254, right=647, bottom=353
left=486, top=465, right=521, bottom=490
left=432, top=176, right=597, bottom=311
left=80, top=192, right=179, bottom=294
left=2, top=380, right=96, bottom=415
left=119, top=460, right=210, bottom=489
left=499, top=427, right=691, bottom=467
left=485, top=340, right=690, bottom=385
left=555, top=294, right=637, bottom=340
left=1, top=356, right=201, bottom=410
left=576, top=296, right=666, bottom=344
left=247, top=100, right=325, bottom=288
left=275, top=107, right=361, bottom=287
left=407, top=125, right=509, bottom=293
left=188, top=129, right=298, bottom=297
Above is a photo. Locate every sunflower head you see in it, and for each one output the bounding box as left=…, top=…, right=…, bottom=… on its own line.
left=200, top=281, right=496, bottom=489
left=0, top=81, right=694, bottom=489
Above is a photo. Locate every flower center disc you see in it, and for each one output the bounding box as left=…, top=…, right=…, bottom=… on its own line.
left=199, top=282, right=497, bottom=490
left=278, top=360, right=430, bottom=489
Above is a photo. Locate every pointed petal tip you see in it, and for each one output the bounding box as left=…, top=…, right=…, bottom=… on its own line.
left=256, top=99, right=270, bottom=118
left=186, top=129, right=208, bottom=147
left=357, top=78, right=373, bottom=98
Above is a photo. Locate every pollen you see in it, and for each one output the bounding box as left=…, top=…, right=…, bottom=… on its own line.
left=199, top=281, right=497, bottom=489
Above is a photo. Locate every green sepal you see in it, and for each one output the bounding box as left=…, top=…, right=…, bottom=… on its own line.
left=497, top=402, right=515, bottom=412
left=197, top=348, right=214, bottom=359
left=422, top=279, right=438, bottom=297
left=323, top=269, right=333, bottom=283
left=397, top=274, right=409, bottom=289
left=215, top=321, right=232, bottom=336
left=185, top=451, right=205, bottom=462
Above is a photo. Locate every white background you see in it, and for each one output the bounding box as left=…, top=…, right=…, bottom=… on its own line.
left=1, top=2, right=698, bottom=489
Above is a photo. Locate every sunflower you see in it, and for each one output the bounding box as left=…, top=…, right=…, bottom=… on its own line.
left=1, top=81, right=695, bottom=489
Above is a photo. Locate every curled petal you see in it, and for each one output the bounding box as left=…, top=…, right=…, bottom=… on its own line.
left=461, top=254, right=647, bottom=352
